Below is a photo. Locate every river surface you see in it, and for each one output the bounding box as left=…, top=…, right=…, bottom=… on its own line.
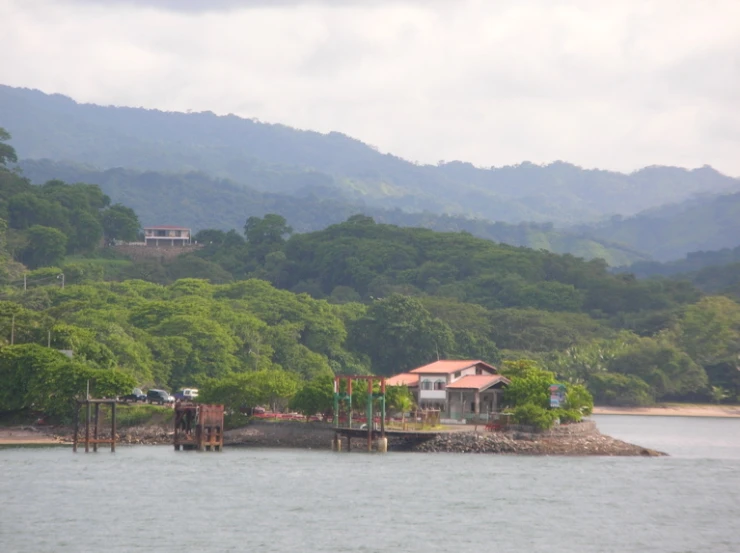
left=1, top=415, right=739, bottom=553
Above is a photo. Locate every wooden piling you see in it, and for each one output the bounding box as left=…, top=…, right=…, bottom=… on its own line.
left=93, top=403, right=100, bottom=452
left=72, top=403, right=79, bottom=453
left=84, top=401, right=91, bottom=453
left=111, top=402, right=116, bottom=453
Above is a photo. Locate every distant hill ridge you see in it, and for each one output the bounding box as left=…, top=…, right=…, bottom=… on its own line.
left=577, top=190, right=740, bottom=262
left=19, top=159, right=650, bottom=267
left=2, top=84, right=739, bottom=226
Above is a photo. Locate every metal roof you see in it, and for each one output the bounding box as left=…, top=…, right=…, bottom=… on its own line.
left=409, top=360, right=497, bottom=375
left=386, top=373, right=419, bottom=386
left=143, top=225, right=190, bottom=230
left=445, top=375, right=509, bottom=391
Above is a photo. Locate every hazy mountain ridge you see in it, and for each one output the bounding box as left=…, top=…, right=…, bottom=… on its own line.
left=19, top=159, right=648, bottom=267
left=618, top=244, right=740, bottom=279
left=3, top=84, right=739, bottom=225
left=578, top=191, right=740, bottom=262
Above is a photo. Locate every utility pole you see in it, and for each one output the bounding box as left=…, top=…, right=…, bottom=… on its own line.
left=58, top=273, right=65, bottom=289
left=48, top=329, right=51, bottom=348
left=11, top=314, right=15, bottom=345
left=23, top=274, right=27, bottom=291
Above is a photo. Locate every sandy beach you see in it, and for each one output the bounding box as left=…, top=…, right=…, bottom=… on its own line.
left=593, top=404, right=740, bottom=418
left=0, top=427, right=69, bottom=445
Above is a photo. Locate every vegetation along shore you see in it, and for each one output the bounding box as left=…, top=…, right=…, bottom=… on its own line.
left=0, top=127, right=738, bottom=448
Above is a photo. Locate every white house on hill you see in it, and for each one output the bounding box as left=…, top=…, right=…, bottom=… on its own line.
left=143, top=225, right=192, bottom=247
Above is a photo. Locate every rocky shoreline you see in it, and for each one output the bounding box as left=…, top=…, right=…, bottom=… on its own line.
left=222, top=420, right=666, bottom=456
left=2, top=420, right=666, bottom=456
left=411, top=430, right=664, bottom=456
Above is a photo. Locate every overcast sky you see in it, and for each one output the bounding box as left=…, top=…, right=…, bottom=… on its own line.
left=2, top=0, right=739, bottom=174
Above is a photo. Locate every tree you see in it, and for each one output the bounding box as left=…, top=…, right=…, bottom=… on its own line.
left=244, top=214, right=292, bottom=263
left=502, top=367, right=555, bottom=410
left=608, top=337, right=708, bottom=400
left=290, top=374, right=334, bottom=420
left=672, top=296, right=740, bottom=366
left=198, top=372, right=263, bottom=411
left=68, top=209, right=104, bottom=253
left=0, top=127, right=17, bottom=168
left=348, top=294, right=455, bottom=375
left=385, top=385, right=415, bottom=427
left=21, top=225, right=67, bottom=269
left=251, top=368, right=299, bottom=413
left=152, top=315, right=239, bottom=386
left=102, top=204, right=140, bottom=242
left=588, top=373, right=653, bottom=406
left=0, top=344, right=67, bottom=413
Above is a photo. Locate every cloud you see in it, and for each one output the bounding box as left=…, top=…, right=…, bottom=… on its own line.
left=1, top=0, right=739, bottom=175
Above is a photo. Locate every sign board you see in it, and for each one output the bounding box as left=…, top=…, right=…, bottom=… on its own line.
left=549, top=384, right=566, bottom=409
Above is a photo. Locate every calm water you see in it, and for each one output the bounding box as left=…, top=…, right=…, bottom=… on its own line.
left=1, top=416, right=739, bottom=553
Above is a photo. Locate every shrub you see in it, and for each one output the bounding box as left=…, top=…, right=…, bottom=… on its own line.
left=224, top=411, right=252, bottom=430
left=564, top=383, right=594, bottom=416
left=556, top=408, right=583, bottom=424
left=112, top=404, right=172, bottom=427
left=510, top=403, right=558, bottom=430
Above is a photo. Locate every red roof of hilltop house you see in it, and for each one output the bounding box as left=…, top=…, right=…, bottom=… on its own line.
left=446, top=375, right=509, bottom=391
left=386, top=373, right=419, bottom=387
left=144, top=225, right=190, bottom=230
left=409, top=360, right=497, bottom=375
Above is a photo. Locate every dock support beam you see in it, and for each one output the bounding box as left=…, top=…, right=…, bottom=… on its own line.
left=73, top=399, right=117, bottom=453
left=93, top=403, right=100, bottom=452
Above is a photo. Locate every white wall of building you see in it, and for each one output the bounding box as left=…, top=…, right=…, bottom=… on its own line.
left=419, top=390, right=447, bottom=401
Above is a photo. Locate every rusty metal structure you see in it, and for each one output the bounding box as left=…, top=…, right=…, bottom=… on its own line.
left=174, top=403, right=224, bottom=451
left=73, top=398, right=117, bottom=453
left=333, top=375, right=386, bottom=452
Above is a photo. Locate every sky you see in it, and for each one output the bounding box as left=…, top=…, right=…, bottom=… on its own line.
left=1, top=0, right=739, bottom=175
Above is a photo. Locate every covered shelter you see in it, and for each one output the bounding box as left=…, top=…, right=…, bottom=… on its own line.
left=446, top=375, right=509, bottom=421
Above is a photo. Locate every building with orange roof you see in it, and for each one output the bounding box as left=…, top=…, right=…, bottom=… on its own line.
left=387, top=360, right=509, bottom=421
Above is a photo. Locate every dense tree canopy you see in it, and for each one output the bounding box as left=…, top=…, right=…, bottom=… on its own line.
left=0, top=154, right=737, bottom=417
left=0, top=159, right=139, bottom=271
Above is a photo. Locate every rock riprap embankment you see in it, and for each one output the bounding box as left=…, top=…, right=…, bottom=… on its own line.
left=413, top=431, right=664, bottom=456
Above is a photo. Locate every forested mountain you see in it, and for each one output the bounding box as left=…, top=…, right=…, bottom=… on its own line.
left=624, top=245, right=740, bottom=279
left=3, top=84, right=739, bottom=225
left=615, top=245, right=740, bottom=301
left=2, top=105, right=740, bottom=415
left=580, top=191, right=740, bottom=261
left=19, top=159, right=648, bottom=267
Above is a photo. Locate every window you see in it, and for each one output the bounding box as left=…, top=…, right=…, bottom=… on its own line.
left=454, top=371, right=461, bottom=379
left=476, top=367, right=482, bottom=375
left=421, top=380, right=433, bottom=390
left=434, top=380, right=446, bottom=390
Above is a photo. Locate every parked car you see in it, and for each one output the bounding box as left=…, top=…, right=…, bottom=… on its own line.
left=147, top=389, right=175, bottom=405
left=239, top=406, right=266, bottom=416
left=173, top=388, right=199, bottom=401
left=120, top=387, right=146, bottom=403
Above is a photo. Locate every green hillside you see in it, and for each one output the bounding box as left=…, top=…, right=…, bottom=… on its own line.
left=19, top=159, right=648, bottom=266
left=583, top=191, right=740, bottom=261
